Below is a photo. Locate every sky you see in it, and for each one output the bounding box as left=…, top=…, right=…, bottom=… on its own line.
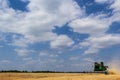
left=0, top=0, right=120, bottom=71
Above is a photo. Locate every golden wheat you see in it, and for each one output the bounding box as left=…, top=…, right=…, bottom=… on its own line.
left=0, top=73, right=120, bottom=80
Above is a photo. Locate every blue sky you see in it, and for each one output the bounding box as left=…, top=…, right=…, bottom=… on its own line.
left=0, top=0, right=120, bottom=71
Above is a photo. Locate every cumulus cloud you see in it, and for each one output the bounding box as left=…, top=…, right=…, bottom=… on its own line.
left=15, top=48, right=34, bottom=56
left=50, top=35, right=74, bottom=49
left=110, top=0, right=120, bottom=12
left=0, top=0, right=120, bottom=57
left=69, top=15, right=110, bottom=35
left=9, top=36, right=33, bottom=48
left=69, top=0, right=120, bottom=54
left=80, top=34, right=120, bottom=54
left=0, top=0, right=82, bottom=46
left=110, top=0, right=120, bottom=23
left=0, top=0, right=9, bottom=9
left=0, top=0, right=83, bottom=58
left=21, top=0, right=82, bottom=42
left=1, top=0, right=120, bottom=71
left=95, top=0, right=120, bottom=22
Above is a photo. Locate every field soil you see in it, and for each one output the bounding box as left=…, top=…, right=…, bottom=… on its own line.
left=0, top=73, right=120, bottom=80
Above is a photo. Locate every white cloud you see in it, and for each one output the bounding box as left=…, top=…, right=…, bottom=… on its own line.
left=0, top=0, right=120, bottom=57
left=69, top=0, right=120, bottom=54
left=109, top=0, right=120, bottom=22
left=9, top=37, right=33, bottom=48
left=69, top=10, right=120, bottom=55
left=80, top=34, right=120, bottom=54
left=1, top=0, right=120, bottom=71
left=0, top=0, right=9, bottom=9
left=15, top=48, right=34, bottom=56
left=50, top=35, right=74, bottom=49
left=0, top=0, right=84, bottom=59
left=69, top=15, right=110, bottom=35
left=110, top=0, right=120, bottom=12
left=0, top=0, right=82, bottom=49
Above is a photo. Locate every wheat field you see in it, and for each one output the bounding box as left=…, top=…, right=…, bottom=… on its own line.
left=0, top=73, right=120, bottom=80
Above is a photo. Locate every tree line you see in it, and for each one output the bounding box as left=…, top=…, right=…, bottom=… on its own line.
left=0, top=70, right=89, bottom=73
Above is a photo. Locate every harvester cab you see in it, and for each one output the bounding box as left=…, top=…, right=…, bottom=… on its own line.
left=94, top=62, right=108, bottom=74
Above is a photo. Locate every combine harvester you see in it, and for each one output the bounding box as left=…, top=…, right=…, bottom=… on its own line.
left=94, top=62, right=108, bottom=74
